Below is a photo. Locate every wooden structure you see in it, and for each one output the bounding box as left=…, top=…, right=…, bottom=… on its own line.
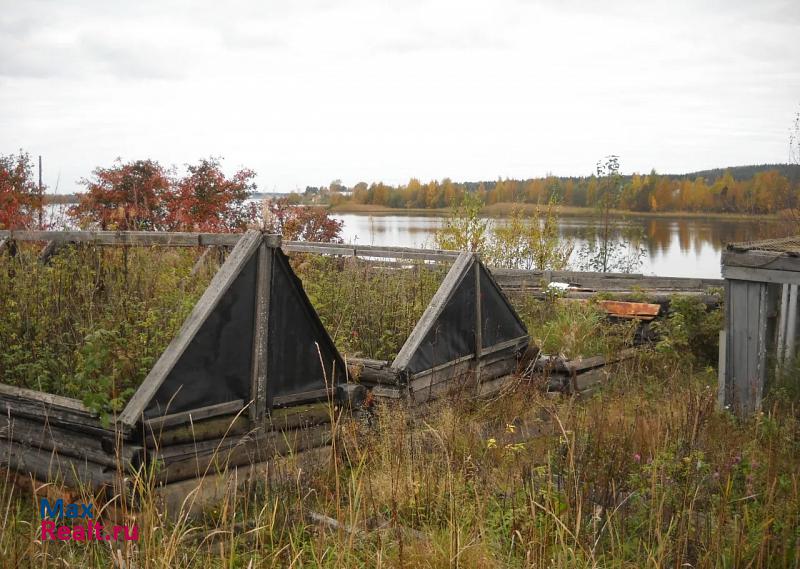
left=720, top=236, right=800, bottom=415
left=281, top=241, right=723, bottom=304
left=0, top=230, right=345, bottom=493
left=348, top=252, right=530, bottom=404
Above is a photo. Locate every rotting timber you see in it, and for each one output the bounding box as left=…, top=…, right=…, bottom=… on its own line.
left=0, top=230, right=345, bottom=501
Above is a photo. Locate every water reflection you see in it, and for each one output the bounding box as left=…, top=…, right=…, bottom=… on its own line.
left=336, top=214, right=792, bottom=278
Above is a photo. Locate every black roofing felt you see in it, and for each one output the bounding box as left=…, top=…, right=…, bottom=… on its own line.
left=267, top=249, right=345, bottom=406
left=402, top=256, right=528, bottom=376
left=142, top=242, right=345, bottom=419
left=144, top=252, right=258, bottom=419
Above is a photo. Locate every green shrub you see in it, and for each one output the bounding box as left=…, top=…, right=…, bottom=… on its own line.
left=295, top=255, right=447, bottom=361
left=655, top=293, right=723, bottom=366
left=0, top=243, right=216, bottom=422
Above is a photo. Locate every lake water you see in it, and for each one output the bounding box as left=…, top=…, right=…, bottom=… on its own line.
left=335, top=213, right=791, bottom=278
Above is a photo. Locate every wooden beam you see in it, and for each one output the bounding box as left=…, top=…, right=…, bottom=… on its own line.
left=723, top=265, right=800, bottom=286
left=250, top=241, right=271, bottom=421
left=283, top=241, right=458, bottom=262
left=392, top=251, right=474, bottom=371
left=0, top=383, right=91, bottom=414
left=1, top=415, right=140, bottom=469
left=0, top=237, right=8, bottom=254
left=118, top=230, right=263, bottom=428
left=271, top=388, right=333, bottom=407
left=0, top=230, right=254, bottom=247
left=474, top=256, right=483, bottom=386
left=143, top=399, right=245, bottom=431
left=0, top=439, right=118, bottom=491
left=722, top=250, right=800, bottom=273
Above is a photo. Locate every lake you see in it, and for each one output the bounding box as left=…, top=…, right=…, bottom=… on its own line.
left=335, top=213, right=791, bottom=278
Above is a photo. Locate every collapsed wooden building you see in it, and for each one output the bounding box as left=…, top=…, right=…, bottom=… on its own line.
left=0, top=230, right=345, bottom=497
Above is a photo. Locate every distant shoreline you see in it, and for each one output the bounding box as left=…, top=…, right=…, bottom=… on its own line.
left=329, top=202, right=780, bottom=221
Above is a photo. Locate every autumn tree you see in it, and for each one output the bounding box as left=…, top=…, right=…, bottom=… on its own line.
left=70, top=159, right=171, bottom=230
left=262, top=198, right=343, bottom=242
left=166, top=158, right=256, bottom=231
left=0, top=151, right=43, bottom=230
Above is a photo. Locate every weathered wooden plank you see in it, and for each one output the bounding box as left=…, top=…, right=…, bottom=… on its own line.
left=0, top=230, right=245, bottom=247
left=392, top=252, right=474, bottom=371
left=0, top=415, right=139, bottom=469
left=717, top=330, right=726, bottom=410
left=474, top=261, right=483, bottom=384
left=144, top=400, right=245, bottom=431
left=155, top=423, right=332, bottom=484
left=250, top=241, right=271, bottom=421
left=271, top=387, right=332, bottom=407
left=0, top=383, right=92, bottom=414
left=146, top=404, right=332, bottom=449
left=118, top=230, right=263, bottom=428
left=726, top=279, right=768, bottom=415
left=787, top=284, right=798, bottom=364
left=283, top=241, right=458, bottom=262
left=0, top=237, right=9, bottom=254
left=145, top=414, right=251, bottom=449
left=723, top=265, right=800, bottom=285
left=722, top=250, right=800, bottom=273
left=0, top=439, right=118, bottom=490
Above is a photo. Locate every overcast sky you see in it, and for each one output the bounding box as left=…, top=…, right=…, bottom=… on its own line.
left=1, top=0, right=799, bottom=193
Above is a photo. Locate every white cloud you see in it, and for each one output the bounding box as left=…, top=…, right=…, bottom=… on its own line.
left=0, top=0, right=798, bottom=192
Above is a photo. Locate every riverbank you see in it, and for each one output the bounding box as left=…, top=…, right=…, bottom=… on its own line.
left=330, top=202, right=781, bottom=221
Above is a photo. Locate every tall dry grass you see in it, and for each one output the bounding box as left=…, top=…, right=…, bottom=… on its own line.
left=2, top=347, right=798, bottom=568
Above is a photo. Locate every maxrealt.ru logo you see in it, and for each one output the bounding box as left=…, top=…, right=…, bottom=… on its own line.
left=40, top=498, right=139, bottom=542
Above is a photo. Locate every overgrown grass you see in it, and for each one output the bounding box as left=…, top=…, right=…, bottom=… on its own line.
left=1, top=347, right=798, bottom=568
left=0, top=243, right=218, bottom=420
left=294, top=255, right=448, bottom=361
left=509, top=293, right=638, bottom=359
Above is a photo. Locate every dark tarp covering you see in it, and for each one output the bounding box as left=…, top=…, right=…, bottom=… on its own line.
left=144, top=253, right=257, bottom=418
left=401, top=258, right=528, bottom=376
left=267, top=249, right=345, bottom=407
left=479, top=264, right=528, bottom=349
left=404, top=259, right=477, bottom=374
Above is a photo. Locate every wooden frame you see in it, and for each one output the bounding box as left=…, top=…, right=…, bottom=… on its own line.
left=0, top=230, right=342, bottom=494
left=349, top=252, right=530, bottom=404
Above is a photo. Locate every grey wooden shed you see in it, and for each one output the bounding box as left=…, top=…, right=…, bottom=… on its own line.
left=720, top=236, right=800, bottom=415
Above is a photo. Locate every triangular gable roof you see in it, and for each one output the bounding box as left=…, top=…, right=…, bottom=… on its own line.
left=391, top=252, right=528, bottom=376
left=119, top=231, right=345, bottom=427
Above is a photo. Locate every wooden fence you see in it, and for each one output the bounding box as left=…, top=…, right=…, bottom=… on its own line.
left=0, top=230, right=724, bottom=295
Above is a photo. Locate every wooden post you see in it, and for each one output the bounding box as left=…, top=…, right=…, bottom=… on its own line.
left=786, top=284, right=798, bottom=365
left=717, top=330, right=726, bottom=410
left=250, top=237, right=272, bottom=422
left=474, top=256, right=482, bottom=387
left=776, top=283, right=789, bottom=368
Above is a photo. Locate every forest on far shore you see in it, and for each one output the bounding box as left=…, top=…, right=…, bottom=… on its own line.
left=319, top=164, right=800, bottom=215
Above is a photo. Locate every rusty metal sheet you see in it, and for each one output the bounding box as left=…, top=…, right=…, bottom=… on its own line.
left=596, top=300, right=660, bottom=320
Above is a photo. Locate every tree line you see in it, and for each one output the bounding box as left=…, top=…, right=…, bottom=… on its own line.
left=331, top=164, right=800, bottom=215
